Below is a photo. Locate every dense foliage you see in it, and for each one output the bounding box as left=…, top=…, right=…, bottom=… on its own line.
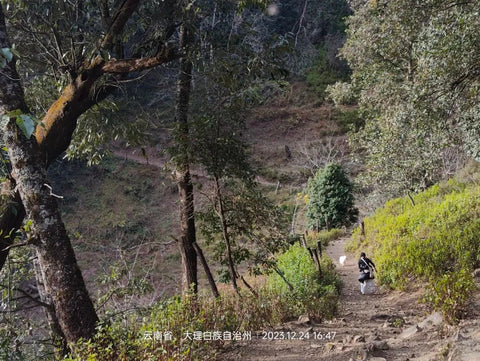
left=197, top=180, right=290, bottom=283
left=329, top=0, right=480, bottom=195
left=306, top=163, right=358, bottom=230
left=348, top=175, right=480, bottom=322
left=267, top=243, right=341, bottom=319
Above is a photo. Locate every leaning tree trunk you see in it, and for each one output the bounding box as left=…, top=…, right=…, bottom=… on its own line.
left=3, top=121, right=99, bottom=344
left=214, top=177, right=239, bottom=294
left=174, top=17, right=198, bottom=294
left=0, top=5, right=98, bottom=345
left=193, top=241, right=220, bottom=298
left=176, top=168, right=198, bottom=294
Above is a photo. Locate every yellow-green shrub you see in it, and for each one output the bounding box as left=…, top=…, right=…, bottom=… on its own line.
left=67, top=293, right=265, bottom=361
left=267, top=244, right=341, bottom=320
left=348, top=179, right=480, bottom=322
left=306, top=228, right=346, bottom=248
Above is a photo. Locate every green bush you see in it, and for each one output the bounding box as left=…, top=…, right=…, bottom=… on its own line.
left=267, top=244, right=341, bottom=319
left=348, top=178, right=480, bottom=322
left=332, top=108, right=365, bottom=133
left=268, top=244, right=318, bottom=295
left=306, top=164, right=358, bottom=230
left=304, top=228, right=345, bottom=249
left=306, top=48, right=349, bottom=100
left=424, top=269, right=475, bottom=324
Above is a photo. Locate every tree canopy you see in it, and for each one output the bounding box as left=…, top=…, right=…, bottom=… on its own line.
left=330, top=0, right=480, bottom=195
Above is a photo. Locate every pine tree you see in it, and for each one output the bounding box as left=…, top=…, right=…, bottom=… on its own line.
left=306, top=163, right=358, bottom=230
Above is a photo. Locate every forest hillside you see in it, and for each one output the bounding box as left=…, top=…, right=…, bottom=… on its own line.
left=0, top=1, right=479, bottom=360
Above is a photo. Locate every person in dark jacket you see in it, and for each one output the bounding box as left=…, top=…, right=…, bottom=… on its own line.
left=358, top=252, right=376, bottom=294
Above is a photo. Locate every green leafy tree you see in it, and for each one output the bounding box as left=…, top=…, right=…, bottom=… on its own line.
left=197, top=179, right=289, bottom=292
left=192, top=103, right=289, bottom=293
left=0, top=0, right=181, bottom=353
left=161, top=0, right=292, bottom=296
left=306, top=163, right=358, bottom=230
left=163, top=0, right=290, bottom=295
left=329, top=0, right=480, bottom=196
left=190, top=54, right=289, bottom=293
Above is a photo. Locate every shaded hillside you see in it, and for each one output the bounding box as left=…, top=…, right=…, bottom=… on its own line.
left=248, top=82, right=345, bottom=184
left=49, top=82, right=347, bottom=304
left=49, top=159, right=183, bottom=301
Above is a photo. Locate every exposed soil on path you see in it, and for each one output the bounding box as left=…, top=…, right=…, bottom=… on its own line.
left=111, top=147, right=281, bottom=187
left=217, top=236, right=480, bottom=361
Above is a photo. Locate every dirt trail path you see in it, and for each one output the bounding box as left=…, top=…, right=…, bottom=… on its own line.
left=111, top=147, right=280, bottom=187
left=217, top=236, right=480, bottom=361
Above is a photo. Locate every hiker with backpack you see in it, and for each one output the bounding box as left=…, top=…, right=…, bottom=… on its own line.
left=358, top=252, right=376, bottom=294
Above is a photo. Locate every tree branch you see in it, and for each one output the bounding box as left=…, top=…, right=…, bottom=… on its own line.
left=100, top=0, right=141, bottom=51
left=34, top=0, right=178, bottom=165
left=102, top=44, right=177, bottom=73
left=1, top=240, right=32, bottom=252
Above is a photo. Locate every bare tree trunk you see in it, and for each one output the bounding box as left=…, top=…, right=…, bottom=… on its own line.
left=290, top=199, right=298, bottom=235
left=301, top=233, right=308, bottom=248
left=407, top=192, right=416, bottom=207
left=192, top=241, right=220, bottom=298
left=240, top=274, right=258, bottom=297
left=313, top=248, right=322, bottom=278
left=176, top=169, right=198, bottom=294
left=175, top=17, right=198, bottom=294
left=0, top=6, right=97, bottom=346
left=317, top=240, right=322, bottom=258
left=4, top=121, right=99, bottom=344
left=214, top=177, right=239, bottom=294
left=307, top=247, right=314, bottom=261
left=32, top=255, right=69, bottom=356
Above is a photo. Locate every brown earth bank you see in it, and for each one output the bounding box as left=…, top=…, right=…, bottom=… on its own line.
left=216, top=236, right=480, bottom=361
